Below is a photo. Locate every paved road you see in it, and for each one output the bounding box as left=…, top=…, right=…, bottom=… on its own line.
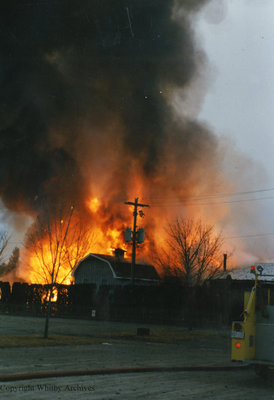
left=0, top=369, right=274, bottom=400
left=0, top=315, right=273, bottom=399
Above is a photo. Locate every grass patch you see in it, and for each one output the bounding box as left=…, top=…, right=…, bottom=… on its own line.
left=103, top=328, right=226, bottom=344
left=0, top=328, right=227, bottom=348
left=0, top=335, right=103, bottom=348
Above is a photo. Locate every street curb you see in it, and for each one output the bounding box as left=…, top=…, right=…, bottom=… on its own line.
left=0, top=364, right=251, bottom=382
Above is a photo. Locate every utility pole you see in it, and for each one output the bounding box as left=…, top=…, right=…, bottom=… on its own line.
left=124, top=198, right=149, bottom=285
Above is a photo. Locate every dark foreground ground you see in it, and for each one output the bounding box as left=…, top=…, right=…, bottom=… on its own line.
left=0, top=315, right=273, bottom=399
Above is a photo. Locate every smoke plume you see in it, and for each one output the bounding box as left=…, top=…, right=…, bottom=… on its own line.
left=0, top=0, right=219, bottom=215
left=3, top=0, right=248, bottom=282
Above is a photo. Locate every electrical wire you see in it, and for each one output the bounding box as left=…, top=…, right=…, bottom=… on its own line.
left=143, top=186, right=274, bottom=203
left=224, top=232, right=274, bottom=240
left=147, top=195, right=274, bottom=207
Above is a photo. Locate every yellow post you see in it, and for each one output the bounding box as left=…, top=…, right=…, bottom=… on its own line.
left=231, top=271, right=257, bottom=361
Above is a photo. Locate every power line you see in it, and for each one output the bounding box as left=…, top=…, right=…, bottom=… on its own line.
left=187, top=195, right=274, bottom=206
left=118, top=186, right=274, bottom=207
left=148, top=195, right=274, bottom=207
left=144, top=186, right=274, bottom=203
left=225, top=232, right=274, bottom=240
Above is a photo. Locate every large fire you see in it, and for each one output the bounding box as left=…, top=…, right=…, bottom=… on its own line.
left=19, top=194, right=145, bottom=284
left=18, top=186, right=230, bottom=285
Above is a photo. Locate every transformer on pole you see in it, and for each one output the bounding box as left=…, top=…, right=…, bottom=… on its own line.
left=124, top=198, right=149, bottom=285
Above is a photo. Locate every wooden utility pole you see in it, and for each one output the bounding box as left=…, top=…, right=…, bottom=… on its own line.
left=223, top=253, right=227, bottom=272
left=124, top=198, right=149, bottom=285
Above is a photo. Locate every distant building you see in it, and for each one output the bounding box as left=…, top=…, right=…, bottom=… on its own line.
left=72, top=249, right=160, bottom=287
left=222, top=263, right=274, bottom=282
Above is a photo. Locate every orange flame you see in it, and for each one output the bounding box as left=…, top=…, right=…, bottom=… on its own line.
left=87, top=197, right=100, bottom=213
left=19, top=196, right=136, bottom=284
left=17, top=156, right=232, bottom=285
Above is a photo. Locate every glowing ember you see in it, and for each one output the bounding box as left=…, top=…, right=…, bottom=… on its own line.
left=87, top=197, right=101, bottom=213
left=43, top=287, right=58, bottom=302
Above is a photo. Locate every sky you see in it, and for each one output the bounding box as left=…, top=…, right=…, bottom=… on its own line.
left=197, top=0, right=274, bottom=175
left=190, top=0, right=274, bottom=263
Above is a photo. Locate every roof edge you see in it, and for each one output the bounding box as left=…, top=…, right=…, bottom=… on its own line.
left=71, top=253, right=117, bottom=278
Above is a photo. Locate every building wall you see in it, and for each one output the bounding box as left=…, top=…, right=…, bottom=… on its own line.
left=74, top=256, right=160, bottom=287
left=74, top=258, right=115, bottom=286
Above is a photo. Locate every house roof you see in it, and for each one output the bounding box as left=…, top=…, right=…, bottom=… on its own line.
left=72, top=253, right=160, bottom=281
left=222, top=263, right=274, bottom=282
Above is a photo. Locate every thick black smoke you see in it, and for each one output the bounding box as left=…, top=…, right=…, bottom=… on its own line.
left=0, top=0, right=213, bottom=216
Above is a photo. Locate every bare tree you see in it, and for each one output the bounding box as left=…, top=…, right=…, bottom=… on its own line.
left=0, top=232, right=9, bottom=272
left=0, top=246, right=19, bottom=278
left=62, top=219, right=95, bottom=281
left=156, top=218, right=223, bottom=286
left=25, top=203, right=95, bottom=338
left=155, top=218, right=224, bottom=329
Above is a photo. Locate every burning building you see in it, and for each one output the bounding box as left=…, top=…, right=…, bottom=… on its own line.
left=0, top=0, right=237, bottom=283
left=72, top=249, right=159, bottom=287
